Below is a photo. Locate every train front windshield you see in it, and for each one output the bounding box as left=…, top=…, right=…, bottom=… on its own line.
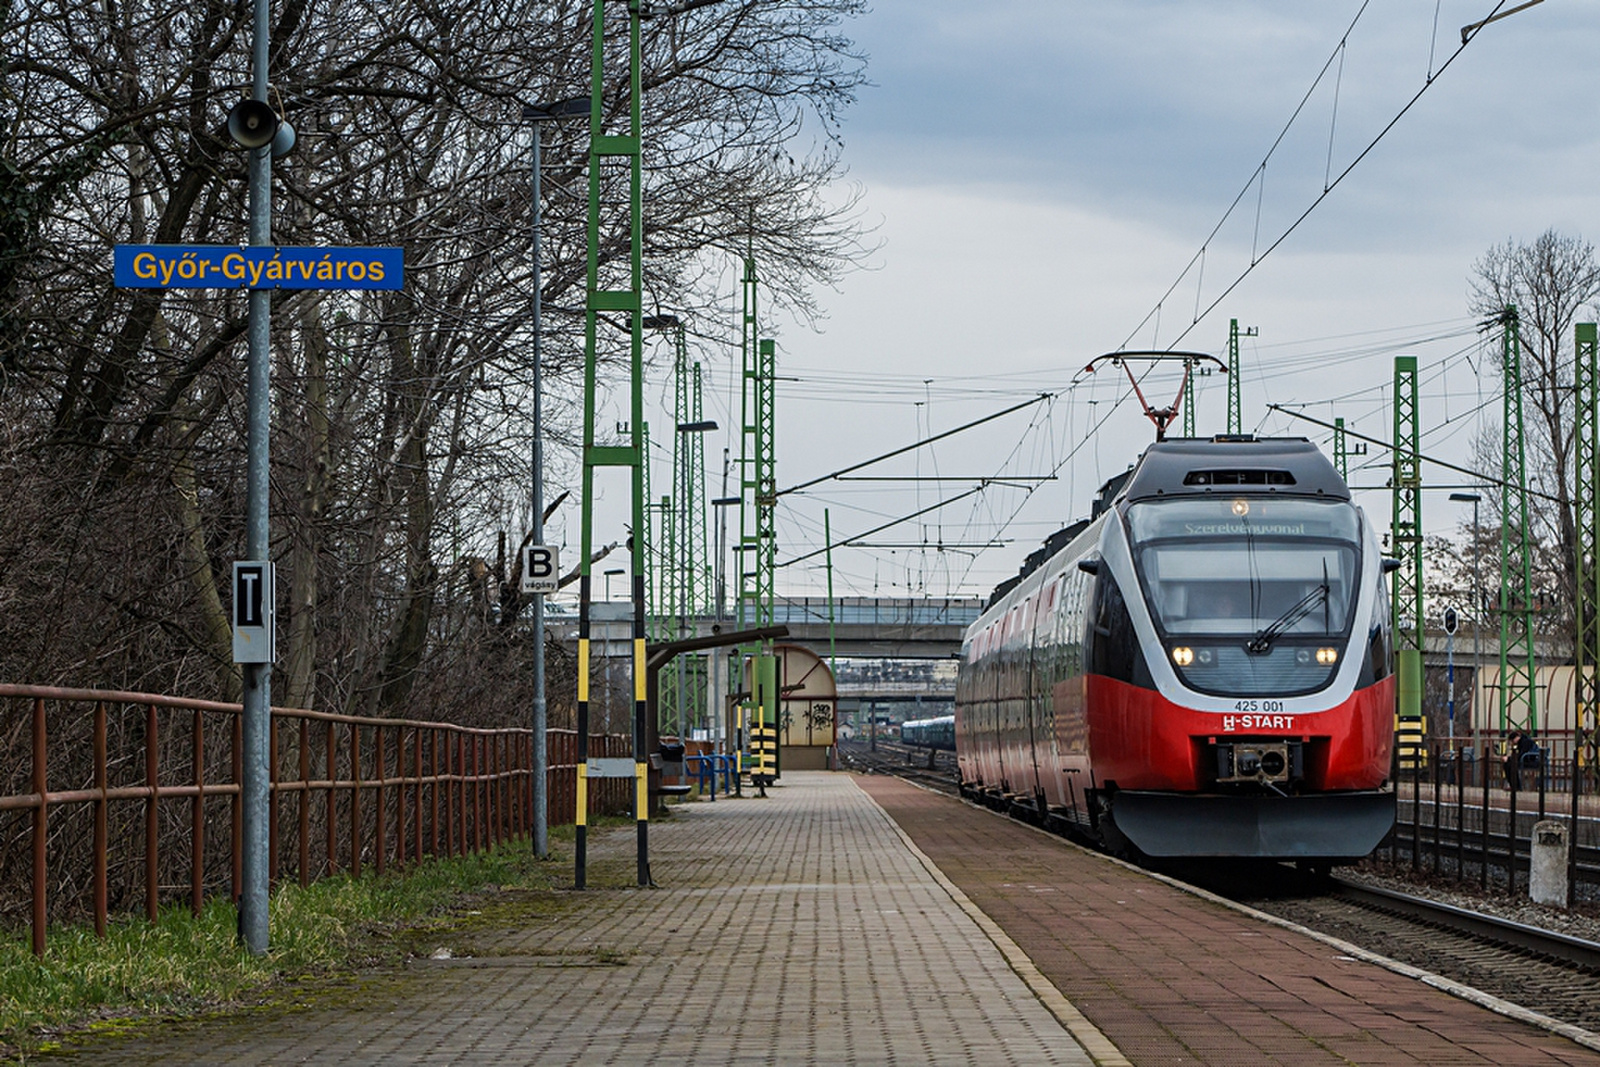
left=1126, top=497, right=1361, bottom=696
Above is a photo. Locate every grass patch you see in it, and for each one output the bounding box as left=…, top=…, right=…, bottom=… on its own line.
left=0, top=827, right=598, bottom=1059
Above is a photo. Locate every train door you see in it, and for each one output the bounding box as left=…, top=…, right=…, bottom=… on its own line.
left=1024, top=581, right=1054, bottom=808
left=981, top=619, right=1005, bottom=790
left=1035, top=573, right=1070, bottom=812
left=1056, top=567, right=1093, bottom=830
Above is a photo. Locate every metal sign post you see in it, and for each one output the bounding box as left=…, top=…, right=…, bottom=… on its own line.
left=114, top=143, right=399, bottom=959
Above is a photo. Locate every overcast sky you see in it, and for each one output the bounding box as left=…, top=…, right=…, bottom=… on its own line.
left=572, top=1, right=1600, bottom=608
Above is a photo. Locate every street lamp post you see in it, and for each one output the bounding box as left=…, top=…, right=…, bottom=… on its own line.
left=521, top=94, right=588, bottom=860
left=1450, top=492, right=1483, bottom=750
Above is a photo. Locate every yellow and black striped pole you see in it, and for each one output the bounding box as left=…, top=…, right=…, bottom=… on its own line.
left=634, top=573, right=652, bottom=886
left=575, top=578, right=590, bottom=888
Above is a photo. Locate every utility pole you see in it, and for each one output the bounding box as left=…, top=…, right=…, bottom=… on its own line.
left=238, top=0, right=274, bottom=957
left=1333, top=417, right=1348, bottom=479
left=1391, top=357, right=1424, bottom=763
left=576, top=0, right=650, bottom=889
left=1574, top=321, right=1598, bottom=784
left=1498, top=306, right=1538, bottom=735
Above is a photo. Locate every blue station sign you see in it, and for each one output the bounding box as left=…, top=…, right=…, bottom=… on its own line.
left=114, top=244, right=403, bottom=290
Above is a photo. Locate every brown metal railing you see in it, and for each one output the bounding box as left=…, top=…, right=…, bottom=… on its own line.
left=0, top=684, right=630, bottom=956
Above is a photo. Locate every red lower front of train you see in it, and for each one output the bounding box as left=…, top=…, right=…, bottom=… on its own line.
left=1078, top=674, right=1397, bottom=859
left=1082, top=675, right=1395, bottom=792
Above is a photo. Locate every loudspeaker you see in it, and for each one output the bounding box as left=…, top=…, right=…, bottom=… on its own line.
left=226, top=99, right=279, bottom=149
left=270, top=119, right=296, bottom=159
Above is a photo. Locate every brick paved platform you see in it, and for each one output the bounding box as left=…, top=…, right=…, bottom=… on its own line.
left=52, top=773, right=1097, bottom=1066
left=857, top=774, right=1600, bottom=1067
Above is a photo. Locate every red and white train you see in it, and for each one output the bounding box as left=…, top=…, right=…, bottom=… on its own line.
left=956, top=436, right=1396, bottom=861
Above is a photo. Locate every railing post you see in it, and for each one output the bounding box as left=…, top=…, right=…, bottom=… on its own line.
left=1570, top=753, right=1581, bottom=908
left=231, top=713, right=243, bottom=904
left=269, top=714, right=280, bottom=884
left=432, top=727, right=442, bottom=859
left=1410, top=755, right=1421, bottom=872
left=146, top=703, right=159, bottom=922
left=1481, top=740, right=1490, bottom=892
left=445, top=731, right=457, bottom=857
left=474, top=734, right=484, bottom=852
left=192, top=706, right=204, bottom=917
left=414, top=727, right=424, bottom=863
left=375, top=724, right=387, bottom=877
left=94, top=700, right=108, bottom=938
left=298, top=717, right=310, bottom=888
left=325, top=719, right=338, bottom=876
left=32, top=696, right=48, bottom=957
left=491, top=733, right=501, bottom=846
left=1455, top=743, right=1465, bottom=885
left=395, top=726, right=406, bottom=869
left=350, top=722, right=362, bottom=877
left=1430, top=741, right=1441, bottom=876
left=1508, top=762, right=1520, bottom=896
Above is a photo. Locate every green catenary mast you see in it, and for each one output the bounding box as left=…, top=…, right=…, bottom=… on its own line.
left=1498, top=306, right=1538, bottom=734
left=1390, top=357, right=1424, bottom=759
left=1182, top=357, right=1197, bottom=438
left=1576, top=321, right=1600, bottom=786
left=1224, top=318, right=1258, bottom=435
left=575, top=0, right=649, bottom=889
left=737, top=249, right=779, bottom=783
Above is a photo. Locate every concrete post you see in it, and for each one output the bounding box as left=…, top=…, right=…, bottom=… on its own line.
left=1529, top=819, right=1569, bottom=907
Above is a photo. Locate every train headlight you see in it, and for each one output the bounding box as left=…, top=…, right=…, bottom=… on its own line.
left=1172, top=646, right=1195, bottom=667
left=1316, top=647, right=1339, bottom=665
left=1232, top=499, right=1250, bottom=517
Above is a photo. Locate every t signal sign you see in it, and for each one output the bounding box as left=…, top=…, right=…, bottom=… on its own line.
left=521, top=545, right=560, bottom=595
left=232, top=560, right=275, bottom=663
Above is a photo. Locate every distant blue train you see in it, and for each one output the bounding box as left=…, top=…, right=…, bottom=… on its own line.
left=899, top=715, right=956, bottom=751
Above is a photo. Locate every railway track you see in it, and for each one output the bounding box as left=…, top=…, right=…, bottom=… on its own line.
left=836, top=739, right=959, bottom=795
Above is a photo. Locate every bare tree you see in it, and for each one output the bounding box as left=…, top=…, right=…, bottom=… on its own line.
left=0, top=0, right=872, bottom=727
left=1467, top=230, right=1600, bottom=655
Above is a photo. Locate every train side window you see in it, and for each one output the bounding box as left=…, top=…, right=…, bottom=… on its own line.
left=1086, top=570, right=1155, bottom=688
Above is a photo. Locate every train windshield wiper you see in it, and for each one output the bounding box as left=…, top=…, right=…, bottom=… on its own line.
left=1246, top=580, right=1329, bottom=654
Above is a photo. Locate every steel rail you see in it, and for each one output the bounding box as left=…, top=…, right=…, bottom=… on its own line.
left=1330, top=875, right=1600, bottom=972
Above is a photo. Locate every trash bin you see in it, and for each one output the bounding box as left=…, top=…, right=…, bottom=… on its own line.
left=658, top=742, right=691, bottom=797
